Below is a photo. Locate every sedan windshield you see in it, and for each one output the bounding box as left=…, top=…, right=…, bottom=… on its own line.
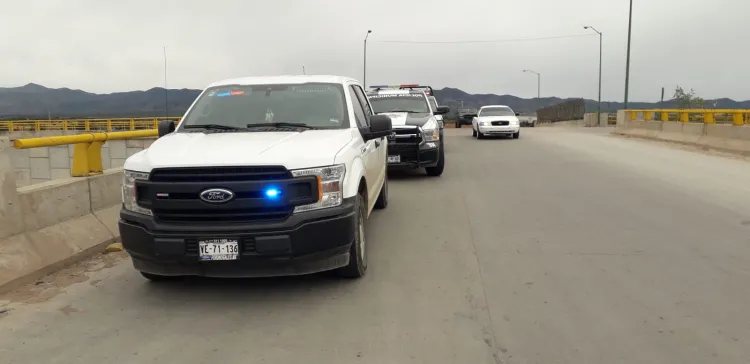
left=179, top=83, right=349, bottom=130
left=368, top=93, right=430, bottom=113
left=478, top=107, right=515, bottom=117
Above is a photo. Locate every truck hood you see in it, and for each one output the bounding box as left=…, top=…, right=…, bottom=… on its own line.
left=124, top=129, right=353, bottom=172
left=377, top=112, right=433, bottom=127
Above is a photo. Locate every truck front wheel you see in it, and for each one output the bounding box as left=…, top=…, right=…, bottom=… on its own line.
left=425, top=141, right=445, bottom=177
left=335, top=194, right=367, bottom=278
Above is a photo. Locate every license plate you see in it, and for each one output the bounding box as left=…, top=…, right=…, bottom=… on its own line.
left=388, top=155, right=400, bottom=163
left=199, top=239, right=239, bottom=261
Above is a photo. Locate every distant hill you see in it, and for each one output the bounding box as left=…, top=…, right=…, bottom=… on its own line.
left=1, top=83, right=748, bottom=120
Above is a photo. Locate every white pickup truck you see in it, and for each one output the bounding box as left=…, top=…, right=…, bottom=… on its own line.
left=119, top=75, right=392, bottom=280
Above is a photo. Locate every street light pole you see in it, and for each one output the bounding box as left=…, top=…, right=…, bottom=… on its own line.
left=584, top=26, right=602, bottom=125
left=363, top=30, right=372, bottom=88
left=523, top=69, right=541, bottom=101
left=624, top=0, right=633, bottom=109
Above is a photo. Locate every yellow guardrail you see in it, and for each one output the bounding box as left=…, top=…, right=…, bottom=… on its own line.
left=626, top=109, right=750, bottom=125
left=13, top=130, right=159, bottom=177
left=0, top=117, right=181, bottom=132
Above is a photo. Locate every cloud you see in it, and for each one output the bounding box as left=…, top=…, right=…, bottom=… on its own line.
left=1, top=0, right=747, bottom=101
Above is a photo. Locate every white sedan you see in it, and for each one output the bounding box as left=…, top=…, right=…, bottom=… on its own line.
left=472, top=105, right=521, bottom=139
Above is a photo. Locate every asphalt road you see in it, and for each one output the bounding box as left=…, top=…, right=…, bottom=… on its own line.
left=3, top=127, right=750, bottom=364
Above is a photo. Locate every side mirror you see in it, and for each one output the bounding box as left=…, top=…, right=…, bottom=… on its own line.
left=362, top=115, right=392, bottom=141
left=515, top=113, right=520, bottom=116
left=158, top=120, right=175, bottom=138
left=436, top=106, right=450, bottom=115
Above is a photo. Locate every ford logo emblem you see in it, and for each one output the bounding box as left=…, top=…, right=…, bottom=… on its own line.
left=199, top=188, right=235, bottom=203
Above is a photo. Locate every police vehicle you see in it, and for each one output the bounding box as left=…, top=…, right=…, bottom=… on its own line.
left=119, top=75, right=392, bottom=281
left=366, top=84, right=449, bottom=176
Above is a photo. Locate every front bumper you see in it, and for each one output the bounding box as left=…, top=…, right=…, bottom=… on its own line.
left=478, top=125, right=520, bottom=135
left=386, top=142, right=440, bottom=168
left=118, top=197, right=357, bottom=278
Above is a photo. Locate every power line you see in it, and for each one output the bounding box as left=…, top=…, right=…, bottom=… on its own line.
left=373, top=33, right=595, bottom=44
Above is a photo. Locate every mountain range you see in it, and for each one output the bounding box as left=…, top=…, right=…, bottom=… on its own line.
left=1, top=83, right=749, bottom=120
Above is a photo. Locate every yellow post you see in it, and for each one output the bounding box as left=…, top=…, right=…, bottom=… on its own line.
left=7, top=122, right=13, bottom=131
left=71, top=143, right=91, bottom=177
left=629, top=111, right=637, bottom=120
left=733, top=112, right=744, bottom=126
left=130, top=119, right=135, bottom=131
left=87, top=141, right=104, bottom=174
left=35, top=121, right=41, bottom=131
left=85, top=120, right=90, bottom=131
left=62, top=120, right=69, bottom=131
left=704, top=112, right=715, bottom=124
left=679, top=112, right=689, bottom=122
left=661, top=111, right=669, bottom=121
left=107, top=120, right=113, bottom=132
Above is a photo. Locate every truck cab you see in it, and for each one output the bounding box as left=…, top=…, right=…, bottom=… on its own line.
left=119, top=75, right=392, bottom=280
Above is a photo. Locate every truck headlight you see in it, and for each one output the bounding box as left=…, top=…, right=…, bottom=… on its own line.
left=122, top=170, right=152, bottom=216
left=420, top=119, right=440, bottom=142
left=479, top=121, right=490, bottom=126
left=291, top=164, right=346, bottom=213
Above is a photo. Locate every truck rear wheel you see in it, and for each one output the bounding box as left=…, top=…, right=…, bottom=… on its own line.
left=425, top=141, right=445, bottom=177
left=335, top=194, right=367, bottom=278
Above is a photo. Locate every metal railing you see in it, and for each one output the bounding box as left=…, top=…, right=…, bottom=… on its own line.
left=13, top=130, right=159, bottom=177
left=0, top=117, right=181, bottom=132
left=626, top=109, right=750, bottom=125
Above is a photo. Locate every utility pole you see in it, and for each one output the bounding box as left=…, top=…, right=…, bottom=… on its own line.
left=363, top=30, right=372, bottom=88
left=584, top=26, right=602, bottom=125
left=523, top=69, right=541, bottom=100
left=624, top=0, right=633, bottom=109
left=163, top=46, right=168, bottom=118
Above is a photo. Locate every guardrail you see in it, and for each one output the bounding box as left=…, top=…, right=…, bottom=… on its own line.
left=0, top=117, right=180, bottom=132
left=13, top=130, right=158, bottom=176
left=626, top=109, right=750, bottom=125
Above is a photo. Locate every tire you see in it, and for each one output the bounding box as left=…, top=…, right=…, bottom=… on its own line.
left=374, top=173, right=388, bottom=209
left=472, top=127, right=477, bottom=137
left=456, top=122, right=461, bottom=128
left=335, top=194, right=367, bottom=278
left=477, top=129, right=484, bottom=139
left=140, top=272, right=179, bottom=282
left=425, top=141, right=445, bottom=177
left=512, top=131, right=520, bottom=139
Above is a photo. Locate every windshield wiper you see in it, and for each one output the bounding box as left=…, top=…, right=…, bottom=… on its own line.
left=246, top=122, right=318, bottom=129
left=184, top=124, right=245, bottom=131
left=385, top=110, right=420, bottom=113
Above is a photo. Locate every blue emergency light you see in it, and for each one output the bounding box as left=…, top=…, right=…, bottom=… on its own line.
left=264, top=188, right=280, bottom=198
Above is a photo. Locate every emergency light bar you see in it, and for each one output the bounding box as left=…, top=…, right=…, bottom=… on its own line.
left=369, top=84, right=434, bottom=96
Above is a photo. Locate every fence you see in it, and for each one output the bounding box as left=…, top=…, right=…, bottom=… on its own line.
left=0, top=117, right=180, bottom=132
left=536, top=99, right=585, bottom=123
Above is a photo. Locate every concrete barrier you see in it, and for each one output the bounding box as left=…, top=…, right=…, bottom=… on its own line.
left=614, top=112, right=750, bottom=155
left=0, top=137, right=124, bottom=292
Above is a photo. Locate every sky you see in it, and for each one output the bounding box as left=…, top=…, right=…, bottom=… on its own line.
left=1, top=0, right=748, bottom=102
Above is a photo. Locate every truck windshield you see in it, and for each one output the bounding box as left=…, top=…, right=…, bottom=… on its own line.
left=368, top=93, right=430, bottom=114
left=478, top=107, right=515, bottom=117
left=179, top=83, right=350, bottom=130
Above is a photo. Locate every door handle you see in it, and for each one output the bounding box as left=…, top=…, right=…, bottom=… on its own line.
left=374, top=139, right=381, bottom=148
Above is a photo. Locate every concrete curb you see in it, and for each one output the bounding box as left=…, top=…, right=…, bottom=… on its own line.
left=612, top=128, right=750, bottom=157
left=0, top=205, right=121, bottom=293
